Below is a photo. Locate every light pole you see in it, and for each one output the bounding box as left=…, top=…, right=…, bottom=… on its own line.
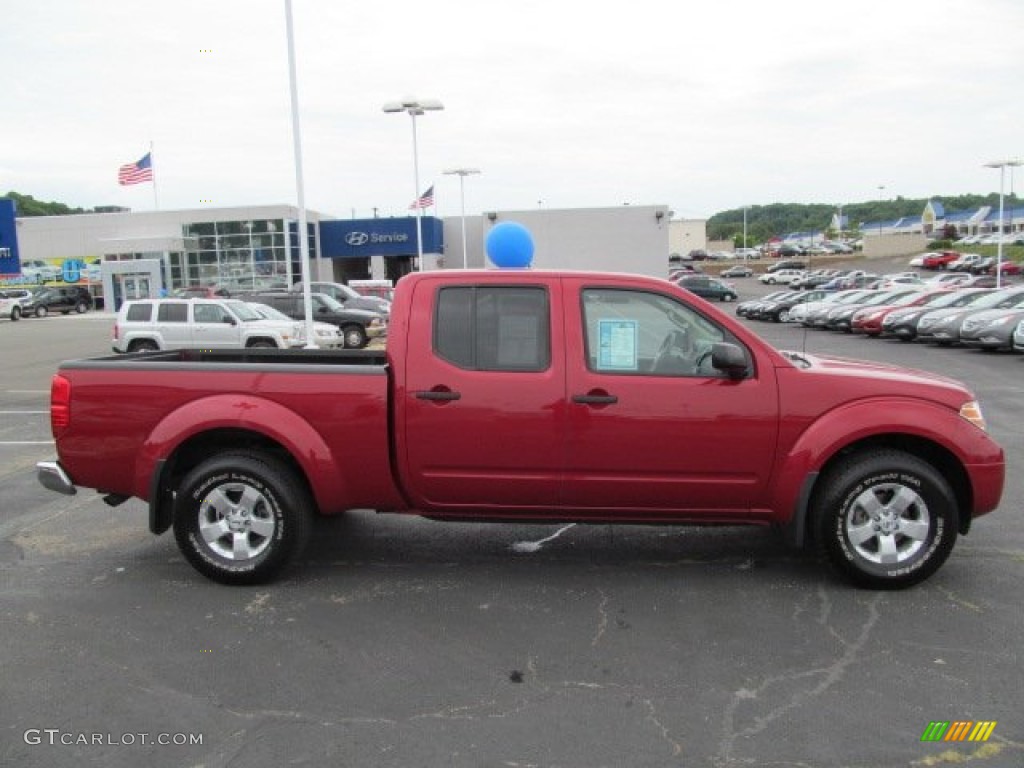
left=383, top=97, right=444, bottom=271
left=984, top=159, right=1022, bottom=289
left=443, top=168, right=481, bottom=268
left=742, top=206, right=748, bottom=251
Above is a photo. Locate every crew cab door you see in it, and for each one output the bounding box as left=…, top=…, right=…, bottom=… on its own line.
left=398, top=280, right=565, bottom=510
left=560, top=278, right=779, bottom=514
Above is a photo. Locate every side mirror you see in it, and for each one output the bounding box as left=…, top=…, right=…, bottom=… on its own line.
left=223, top=316, right=237, bottom=325
left=711, top=342, right=749, bottom=379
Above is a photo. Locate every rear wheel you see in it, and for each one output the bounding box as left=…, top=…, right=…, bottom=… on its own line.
left=173, top=451, right=313, bottom=585
left=10, top=306, right=20, bottom=322
left=247, top=339, right=276, bottom=348
left=75, top=301, right=89, bottom=314
left=128, top=339, right=159, bottom=352
left=35, top=305, right=48, bottom=318
left=812, top=449, right=958, bottom=589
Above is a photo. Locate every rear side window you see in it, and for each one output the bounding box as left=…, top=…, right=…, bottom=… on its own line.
left=157, top=303, right=188, bottom=322
left=125, top=303, right=153, bottom=322
left=434, top=286, right=550, bottom=372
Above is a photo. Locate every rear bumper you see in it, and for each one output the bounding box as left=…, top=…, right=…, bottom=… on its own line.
left=37, top=460, right=77, bottom=496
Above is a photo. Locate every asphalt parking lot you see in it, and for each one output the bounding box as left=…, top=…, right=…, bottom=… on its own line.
left=1, top=286, right=1022, bottom=768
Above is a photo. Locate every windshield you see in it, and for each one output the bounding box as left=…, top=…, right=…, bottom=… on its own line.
left=972, top=290, right=1024, bottom=309
left=313, top=293, right=346, bottom=312
left=249, top=303, right=292, bottom=322
left=926, top=289, right=992, bottom=308
left=224, top=300, right=264, bottom=322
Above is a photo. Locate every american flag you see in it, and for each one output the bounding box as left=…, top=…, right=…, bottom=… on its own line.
left=118, top=152, right=153, bottom=185
left=408, top=185, right=434, bottom=209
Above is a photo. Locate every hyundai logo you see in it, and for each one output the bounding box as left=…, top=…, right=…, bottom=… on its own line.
left=345, top=232, right=370, bottom=246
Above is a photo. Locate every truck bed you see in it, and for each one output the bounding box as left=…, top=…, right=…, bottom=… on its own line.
left=66, top=347, right=389, bottom=369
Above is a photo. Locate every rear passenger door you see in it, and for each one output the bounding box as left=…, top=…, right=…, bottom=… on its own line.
left=155, top=302, right=190, bottom=349
left=399, top=281, right=565, bottom=511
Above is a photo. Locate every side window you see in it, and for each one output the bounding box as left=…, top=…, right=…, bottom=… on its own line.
left=435, top=286, right=550, bottom=372
left=582, top=288, right=731, bottom=377
left=125, top=303, right=153, bottom=322
left=156, top=303, right=188, bottom=322
left=194, top=304, right=229, bottom=323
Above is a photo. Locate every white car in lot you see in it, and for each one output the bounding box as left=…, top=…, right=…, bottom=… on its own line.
left=112, top=298, right=307, bottom=353
left=0, top=293, right=22, bottom=321
left=20, top=260, right=61, bottom=282
left=758, top=268, right=805, bottom=285
left=246, top=302, right=345, bottom=348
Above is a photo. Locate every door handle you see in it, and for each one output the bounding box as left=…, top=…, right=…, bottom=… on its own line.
left=572, top=393, right=618, bottom=405
left=415, top=389, right=461, bottom=402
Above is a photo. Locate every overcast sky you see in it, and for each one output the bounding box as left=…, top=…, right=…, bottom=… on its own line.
left=2, top=0, right=1022, bottom=221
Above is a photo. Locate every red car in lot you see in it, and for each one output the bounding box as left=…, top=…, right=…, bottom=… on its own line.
left=922, top=251, right=961, bottom=270
left=851, top=289, right=955, bottom=337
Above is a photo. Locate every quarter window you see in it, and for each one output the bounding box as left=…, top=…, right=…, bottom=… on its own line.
left=435, top=286, right=550, bottom=372
left=126, top=303, right=153, bottom=322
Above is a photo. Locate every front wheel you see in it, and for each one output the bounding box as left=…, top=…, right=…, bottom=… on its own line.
left=35, top=305, right=48, bottom=318
left=10, top=306, right=20, bottom=321
left=342, top=325, right=368, bottom=349
left=173, top=452, right=313, bottom=585
left=812, top=450, right=958, bottom=589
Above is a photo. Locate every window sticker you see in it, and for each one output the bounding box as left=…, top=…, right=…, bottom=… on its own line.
left=597, top=319, right=638, bottom=371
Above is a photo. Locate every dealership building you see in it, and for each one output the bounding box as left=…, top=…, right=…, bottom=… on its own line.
left=2, top=201, right=703, bottom=310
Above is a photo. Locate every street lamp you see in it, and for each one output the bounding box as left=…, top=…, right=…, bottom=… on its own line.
left=983, top=159, right=1022, bottom=289
left=742, top=206, right=748, bottom=251
left=383, top=97, right=444, bottom=271
left=443, top=168, right=481, bottom=269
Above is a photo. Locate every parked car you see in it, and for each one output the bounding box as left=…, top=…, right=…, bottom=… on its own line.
left=735, top=290, right=792, bottom=318
left=720, top=265, right=753, bottom=278
left=917, top=288, right=1024, bottom=345
left=173, top=285, right=233, bottom=299
left=825, top=290, right=922, bottom=333
left=246, top=301, right=344, bottom=349
left=921, top=252, right=961, bottom=270
left=112, top=298, right=307, bottom=353
left=675, top=275, right=738, bottom=302
left=850, top=290, right=954, bottom=337
left=22, top=286, right=94, bottom=317
left=754, top=289, right=831, bottom=323
left=801, top=290, right=879, bottom=329
left=759, top=269, right=805, bottom=285
left=245, top=291, right=386, bottom=348
left=880, top=289, right=994, bottom=341
left=766, top=259, right=807, bottom=273
left=0, top=293, right=22, bottom=321
left=291, top=281, right=391, bottom=316
left=1012, top=317, right=1024, bottom=352
left=956, top=300, right=1024, bottom=351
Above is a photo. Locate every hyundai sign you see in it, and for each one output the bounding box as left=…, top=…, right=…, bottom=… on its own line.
left=320, top=217, right=443, bottom=259
left=0, top=198, right=20, bottom=274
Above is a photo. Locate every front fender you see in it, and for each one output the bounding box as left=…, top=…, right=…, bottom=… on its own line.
left=135, top=394, right=347, bottom=513
left=771, top=397, right=1004, bottom=528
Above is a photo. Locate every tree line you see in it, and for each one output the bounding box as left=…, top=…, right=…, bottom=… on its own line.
left=707, top=193, right=1020, bottom=242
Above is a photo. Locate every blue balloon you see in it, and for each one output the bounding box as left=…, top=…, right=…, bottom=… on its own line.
left=486, top=221, right=534, bottom=269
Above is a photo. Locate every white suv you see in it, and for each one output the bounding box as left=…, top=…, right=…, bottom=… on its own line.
left=112, top=298, right=306, bottom=353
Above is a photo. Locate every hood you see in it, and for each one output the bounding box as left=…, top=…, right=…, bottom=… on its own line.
left=778, top=351, right=972, bottom=406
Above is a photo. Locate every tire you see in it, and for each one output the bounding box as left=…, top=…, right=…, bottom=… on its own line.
left=247, top=340, right=276, bottom=348
left=129, top=339, right=159, bottom=352
left=10, top=306, right=20, bottom=322
left=778, top=308, right=791, bottom=322
left=812, top=450, right=958, bottom=589
left=35, top=305, right=48, bottom=318
left=342, top=325, right=367, bottom=349
left=173, top=451, right=313, bottom=585
left=75, top=301, right=88, bottom=314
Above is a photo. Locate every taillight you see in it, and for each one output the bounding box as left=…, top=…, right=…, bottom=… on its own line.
left=51, top=374, right=71, bottom=433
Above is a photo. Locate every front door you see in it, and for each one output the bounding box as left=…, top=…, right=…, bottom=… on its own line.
left=560, top=280, right=779, bottom=515
left=399, top=280, right=565, bottom=511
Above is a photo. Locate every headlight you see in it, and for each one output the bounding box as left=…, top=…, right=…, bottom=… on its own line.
left=960, top=401, right=987, bottom=431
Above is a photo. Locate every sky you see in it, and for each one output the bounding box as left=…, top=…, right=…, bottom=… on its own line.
left=2, top=0, right=1022, bottom=222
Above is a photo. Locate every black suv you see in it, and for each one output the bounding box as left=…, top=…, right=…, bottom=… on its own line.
left=24, top=286, right=94, bottom=317
left=243, top=291, right=386, bottom=348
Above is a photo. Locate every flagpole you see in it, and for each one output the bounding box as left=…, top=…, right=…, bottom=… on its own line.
left=150, top=141, right=159, bottom=210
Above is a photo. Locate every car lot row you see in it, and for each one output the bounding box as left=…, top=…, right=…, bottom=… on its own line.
left=737, top=283, right=1024, bottom=352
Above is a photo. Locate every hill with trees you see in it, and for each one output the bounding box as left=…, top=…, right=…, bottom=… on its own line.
left=707, top=193, right=1020, bottom=243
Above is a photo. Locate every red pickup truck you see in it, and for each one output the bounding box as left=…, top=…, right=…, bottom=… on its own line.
left=37, top=270, right=1004, bottom=588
